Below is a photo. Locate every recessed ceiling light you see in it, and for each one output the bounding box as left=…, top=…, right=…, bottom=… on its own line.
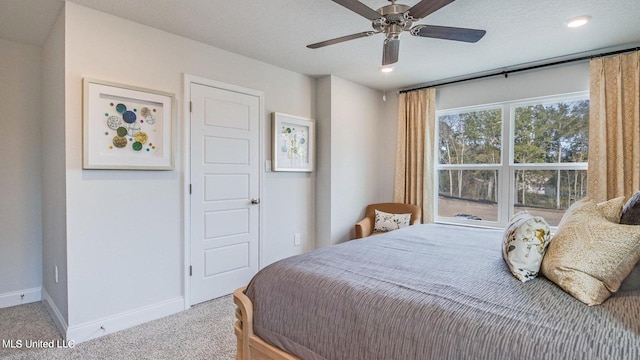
left=381, top=66, right=394, bottom=73
left=566, top=15, right=592, bottom=28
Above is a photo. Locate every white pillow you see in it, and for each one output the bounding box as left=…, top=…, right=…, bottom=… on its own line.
left=502, top=212, right=551, bottom=282
left=374, top=209, right=411, bottom=232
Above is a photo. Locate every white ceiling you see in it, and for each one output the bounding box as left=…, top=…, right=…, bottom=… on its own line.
left=2, top=0, right=640, bottom=90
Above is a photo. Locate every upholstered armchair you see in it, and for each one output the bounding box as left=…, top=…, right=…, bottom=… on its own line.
left=354, top=202, right=421, bottom=239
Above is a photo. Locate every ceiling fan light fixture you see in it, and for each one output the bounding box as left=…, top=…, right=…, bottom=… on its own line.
left=381, top=66, right=394, bottom=73
left=566, top=15, right=592, bottom=28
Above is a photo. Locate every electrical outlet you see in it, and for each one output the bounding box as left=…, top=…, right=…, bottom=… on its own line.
left=294, top=233, right=301, bottom=246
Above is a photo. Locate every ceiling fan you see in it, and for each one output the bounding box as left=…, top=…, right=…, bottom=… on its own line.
left=307, top=0, right=486, bottom=66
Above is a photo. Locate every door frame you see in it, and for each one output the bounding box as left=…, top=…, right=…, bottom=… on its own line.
left=183, top=74, right=265, bottom=309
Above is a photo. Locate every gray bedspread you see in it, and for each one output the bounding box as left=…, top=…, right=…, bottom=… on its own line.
left=245, top=224, right=640, bottom=360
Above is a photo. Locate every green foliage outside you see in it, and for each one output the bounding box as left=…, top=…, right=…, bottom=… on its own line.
left=513, top=100, right=589, bottom=208
left=438, top=99, right=589, bottom=210
left=439, top=108, right=501, bottom=202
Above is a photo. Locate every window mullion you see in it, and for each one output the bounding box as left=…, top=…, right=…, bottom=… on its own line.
left=502, top=103, right=512, bottom=227
left=511, top=163, right=588, bottom=170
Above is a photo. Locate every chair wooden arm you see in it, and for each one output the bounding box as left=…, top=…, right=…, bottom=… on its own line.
left=355, top=217, right=373, bottom=239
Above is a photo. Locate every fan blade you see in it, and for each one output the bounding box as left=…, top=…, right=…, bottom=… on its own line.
left=407, top=0, right=455, bottom=20
left=411, top=25, right=486, bottom=43
left=382, top=38, right=399, bottom=65
left=331, top=0, right=382, bottom=20
left=307, top=31, right=377, bottom=49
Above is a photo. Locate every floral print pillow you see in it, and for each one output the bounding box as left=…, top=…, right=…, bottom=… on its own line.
left=502, top=212, right=551, bottom=282
left=374, top=210, right=411, bottom=232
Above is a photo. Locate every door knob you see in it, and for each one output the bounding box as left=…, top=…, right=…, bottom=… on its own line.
left=251, top=198, right=260, bottom=205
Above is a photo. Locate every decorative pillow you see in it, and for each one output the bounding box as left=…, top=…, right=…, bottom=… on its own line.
left=555, top=197, right=587, bottom=230
left=596, top=196, right=625, bottom=223
left=602, top=194, right=640, bottom=292
left=373, top=210, right=411, bottom=232
left=541, top=199, right=640, bottom=305
left=620, top=191, right=640, bottom=225
left=502, top=212, right=551, bottom=282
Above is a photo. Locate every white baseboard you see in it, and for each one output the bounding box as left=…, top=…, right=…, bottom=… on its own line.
left=41, top=287, right=69, bottom=338
left=66, top=296, right=185, bottom=344
left=0, top=287, right=41, bottom=309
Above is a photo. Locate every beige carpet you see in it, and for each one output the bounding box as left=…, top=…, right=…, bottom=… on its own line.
left=0, top=295, right=236, bottom=359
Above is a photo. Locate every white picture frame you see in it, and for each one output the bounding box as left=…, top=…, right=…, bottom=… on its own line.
left=83, top=78, right=175, bottom=170
left=272, top=112, right=315, bottom=172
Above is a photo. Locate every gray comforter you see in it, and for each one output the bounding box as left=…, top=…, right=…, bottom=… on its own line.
left=245, top=224, right=640, bottom=360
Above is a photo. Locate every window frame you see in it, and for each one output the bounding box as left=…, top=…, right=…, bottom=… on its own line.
left=434, top=91, right=589, bottom=229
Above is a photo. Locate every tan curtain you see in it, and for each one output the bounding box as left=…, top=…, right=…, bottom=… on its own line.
left=394, top=88, right=436, bottom=223
left=588, top=51, right=640, bottom=202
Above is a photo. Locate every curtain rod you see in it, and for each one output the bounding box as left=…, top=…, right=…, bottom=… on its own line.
left=399, top=46, right=640, bottom=94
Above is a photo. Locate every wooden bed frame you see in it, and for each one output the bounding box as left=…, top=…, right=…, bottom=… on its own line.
left=233, top=287, right=299, bottom=360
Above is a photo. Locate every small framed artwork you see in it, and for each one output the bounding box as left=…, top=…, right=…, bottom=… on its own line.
left=83, top=78, right=175, bottom=170
left=272, top=112, right=315, bottom=172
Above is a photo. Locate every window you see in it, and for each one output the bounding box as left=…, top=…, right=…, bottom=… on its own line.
left=435, top=92, right=589, bottom=228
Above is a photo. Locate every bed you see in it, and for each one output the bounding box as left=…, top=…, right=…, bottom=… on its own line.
left=233, top=224, right=640, bottom=360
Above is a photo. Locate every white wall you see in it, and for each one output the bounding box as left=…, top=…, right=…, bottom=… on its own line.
left=316, top=75, right=388, bottom=247
left=379, top=92, right=399, bottom=202
left=315, top=77, right=332, bottom=248
left=60, top=2, right=316, bottom=337
left=41, top=6, right=68, bottom=327
left=0, top=39, right=43, bottom=307
left=436, top=62, right=590, bottom=109
left=330, top=77, right=386, bottom=242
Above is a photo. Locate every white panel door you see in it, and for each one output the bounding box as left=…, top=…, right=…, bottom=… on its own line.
left=190, top=82, right=260, bottom=305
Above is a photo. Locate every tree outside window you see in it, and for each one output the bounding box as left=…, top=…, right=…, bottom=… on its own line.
left=436, top=93, right=589, bottom=227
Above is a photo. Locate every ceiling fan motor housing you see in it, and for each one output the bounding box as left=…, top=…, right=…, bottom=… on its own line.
left=374, top=4, right=414, bottom=38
